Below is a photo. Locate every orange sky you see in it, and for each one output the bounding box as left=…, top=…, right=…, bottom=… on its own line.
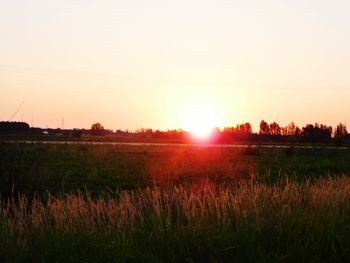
left=1, top=0, right=349, bottom=131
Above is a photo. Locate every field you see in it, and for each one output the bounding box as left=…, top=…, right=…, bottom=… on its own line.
left=0, top=142, right=350, bottom=262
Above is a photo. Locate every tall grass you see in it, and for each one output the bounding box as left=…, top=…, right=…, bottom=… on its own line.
left=1, top=176, right=349, bottom=262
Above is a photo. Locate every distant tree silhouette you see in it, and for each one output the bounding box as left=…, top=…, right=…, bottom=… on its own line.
left=240, top=122, right=252, bottom=134
left=136, top=128, right=153, bottom=135
left=223, top=123, right=252, bottom=135
left=259, top=120, right=270, bottom=135
left=91, top=123, right=105, bottom=136
left=334, top=123, right=348, bottom=144
left=281, top=126, right=287, bottom=136
left=286, top=122, right=297, bottom=135
left=269, top=122, right=281, bottom=135
left=135, top=128, right=154, bottom=138
left=334, top=123, right=347, bottom=138
left=72, top=129, right=83, bottom=139
left=0, top=121, right=30, bottom=134
left=302, top=123, right=332, bottom=143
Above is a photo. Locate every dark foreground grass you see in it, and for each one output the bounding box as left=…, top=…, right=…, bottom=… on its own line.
left=0, top=177, right=349, bottom=262
left=0, top=142, right=350, bottom=262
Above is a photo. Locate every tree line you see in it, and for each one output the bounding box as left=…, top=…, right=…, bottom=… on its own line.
left=220, top=121, right=347, bottom=143
left=116, top=121, right=349, bottom=144
left=0, top=122, right=30, bottom=133
left=0, top=121, right=349, bottom=144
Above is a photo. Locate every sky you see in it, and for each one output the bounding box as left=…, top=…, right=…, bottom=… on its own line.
left=1, top=0, right=349, bottom=131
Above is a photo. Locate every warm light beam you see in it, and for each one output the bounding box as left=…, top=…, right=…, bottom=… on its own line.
left=179, top=103, right=222, bottom=140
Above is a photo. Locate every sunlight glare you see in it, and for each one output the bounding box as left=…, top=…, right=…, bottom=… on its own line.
left=180, top=103, right=221, bottom=140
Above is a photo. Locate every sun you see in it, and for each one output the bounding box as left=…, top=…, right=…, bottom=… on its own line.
left=179, top=103, right=221, bottom=140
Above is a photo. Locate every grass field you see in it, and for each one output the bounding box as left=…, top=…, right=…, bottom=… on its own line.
left=0, top=142, right=349, bottom=262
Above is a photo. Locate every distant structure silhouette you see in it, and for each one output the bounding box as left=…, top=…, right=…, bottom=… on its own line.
left=91, top=123, right=105, bottom=136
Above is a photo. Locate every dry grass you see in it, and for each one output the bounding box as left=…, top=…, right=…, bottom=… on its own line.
left=1, top=176, right=349, bottom=262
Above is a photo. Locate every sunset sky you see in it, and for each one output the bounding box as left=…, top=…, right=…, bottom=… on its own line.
left=1, top=0, right=349, bottom=131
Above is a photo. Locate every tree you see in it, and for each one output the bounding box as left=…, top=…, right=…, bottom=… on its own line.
left=281, top=123, right=300, bottom=136
left=243, top=122, right=252, bottom=134
left=269, top=122, right=281, bottom=135
left=334, top=123, right=348, bottom=145
left=91, top=123, right=104, bottom=136
left=334, top=123, right=347, bottom=138
left=259, top=120, right=270, bottom=135
left=287, top=122, right=296, bottom=135
left=72, top=129, right=82, bottom=139
left=302, top=123, right=332, bottom=143
left=236, top=122, right=253, bottom=134
left=0, top=121, right=30, bottom=134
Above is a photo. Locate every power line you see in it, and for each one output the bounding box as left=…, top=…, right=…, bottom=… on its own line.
left=8, top=101, right=24, bottom=121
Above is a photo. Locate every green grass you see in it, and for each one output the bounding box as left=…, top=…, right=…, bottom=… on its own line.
left=1, top=142, right=350, bottom=197
left=0, top=142, right=349, bottom=262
